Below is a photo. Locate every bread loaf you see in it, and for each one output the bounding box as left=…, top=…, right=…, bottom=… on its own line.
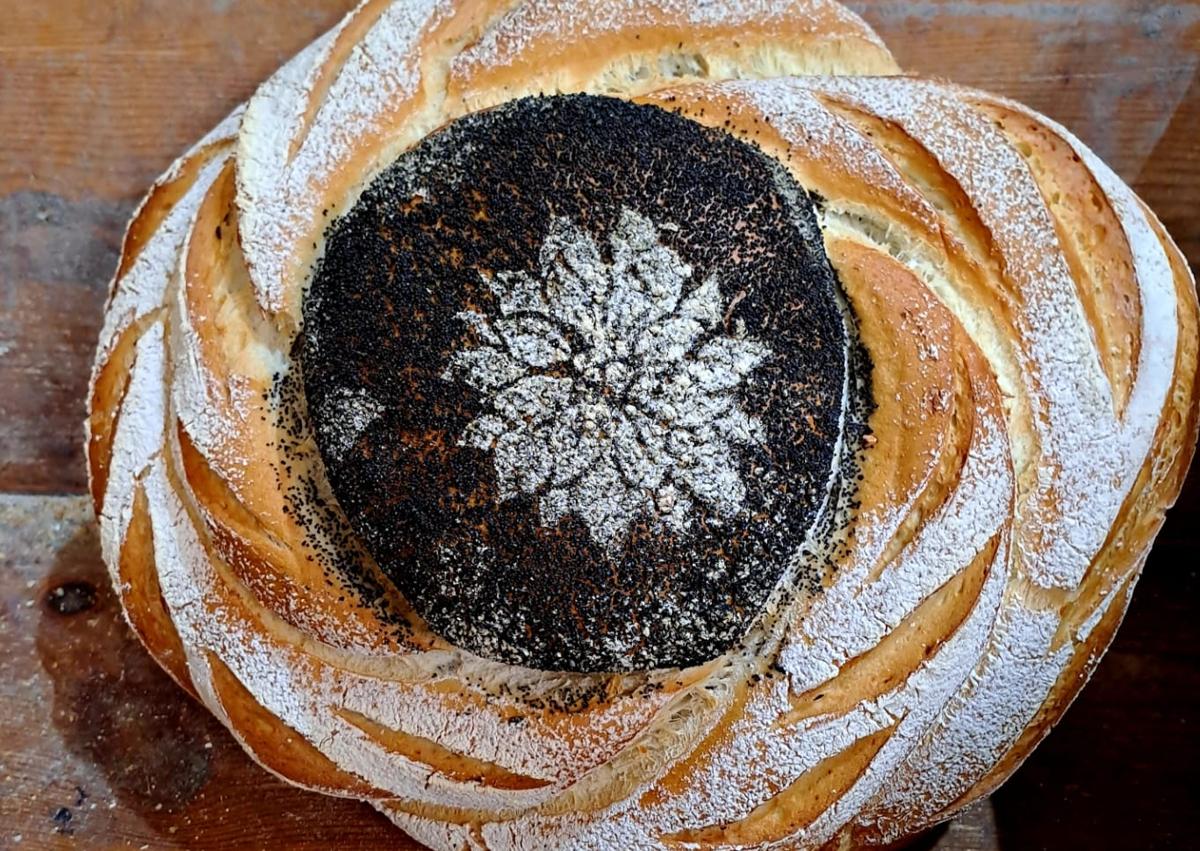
left=87, top=2, right=1198, bottom=848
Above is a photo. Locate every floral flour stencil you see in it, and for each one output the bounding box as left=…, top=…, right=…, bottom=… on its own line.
left=445, top=208, right=771, bottom=549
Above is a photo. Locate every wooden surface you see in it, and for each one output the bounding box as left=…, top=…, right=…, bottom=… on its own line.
left=0, top=1, right=1196, bottom=848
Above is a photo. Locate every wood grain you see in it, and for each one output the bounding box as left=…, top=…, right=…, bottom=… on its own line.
left=0, top=496, right=406, bottom=850
left=0, top=1, right=1196, bottom=848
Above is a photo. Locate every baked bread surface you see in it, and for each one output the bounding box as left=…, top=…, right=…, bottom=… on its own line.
left=87, top=1, right=1198, bottom=848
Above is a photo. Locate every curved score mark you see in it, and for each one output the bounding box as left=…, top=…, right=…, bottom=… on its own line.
left=88, top=310, right=164, bottom=513
left=638, top=679, right=753, bottom=809
left=661, top=723, right=896, bottom=846
left=781, top=532, right=1000, bottom=727
left=285, top=0, right=395, bottom=164
left=117, top=484, right=198, bottom=698
left=205, top=653, right=386, bottom=798
left=117, top=139, right=235, bottom=282
left=335, top=708, right=553, bottom=792
left=828, top=236, right=978, bottom=583
left=977, top=100, right=1141, bottom=418
left=176, top=423, right=296, bottom=608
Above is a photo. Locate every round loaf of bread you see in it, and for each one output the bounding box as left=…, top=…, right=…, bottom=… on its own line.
left=87, top=2, right=1198, bottom=848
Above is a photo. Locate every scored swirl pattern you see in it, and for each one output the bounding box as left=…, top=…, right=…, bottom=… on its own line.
left=87, top=1, right=1198, bottom=849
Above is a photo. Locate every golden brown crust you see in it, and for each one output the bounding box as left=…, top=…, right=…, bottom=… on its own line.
left=178, top=162, right=426, bottom=653
left=115, top=137, right=232, bottom=285
left=663, top=724, right=897, bottom=845
left=88, top=315, right=149, bottom=514
left=205, top=652, right=389, bottom=798
left=335, top=708, right=553, bottom=791
left=942, top=188, right=1200, bottom=822
left=446, top=0, right=898, bottom=113
left=87, top=3, right=1198, bottom=849
left=977, top=100, right=1142, bottom=415
left=88, top=134, right=235, bottom=515
left=117, top=485, right=197, bottom=698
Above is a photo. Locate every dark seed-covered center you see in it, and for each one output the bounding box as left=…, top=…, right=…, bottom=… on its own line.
left=302, top=95, right=854, bottom=672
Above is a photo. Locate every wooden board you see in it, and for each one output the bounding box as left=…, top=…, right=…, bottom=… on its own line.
left=0, top=1, right=1196, bottom=848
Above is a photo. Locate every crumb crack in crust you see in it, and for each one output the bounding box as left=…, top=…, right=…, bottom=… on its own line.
left=86, top=2, right=1198, bottom=849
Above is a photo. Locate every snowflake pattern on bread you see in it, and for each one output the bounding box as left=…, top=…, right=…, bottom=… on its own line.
left=447, top=208, right=769, bottom=547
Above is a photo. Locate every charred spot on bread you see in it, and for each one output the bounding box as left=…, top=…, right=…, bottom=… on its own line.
left=302, top=95, right=866, bottom=672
